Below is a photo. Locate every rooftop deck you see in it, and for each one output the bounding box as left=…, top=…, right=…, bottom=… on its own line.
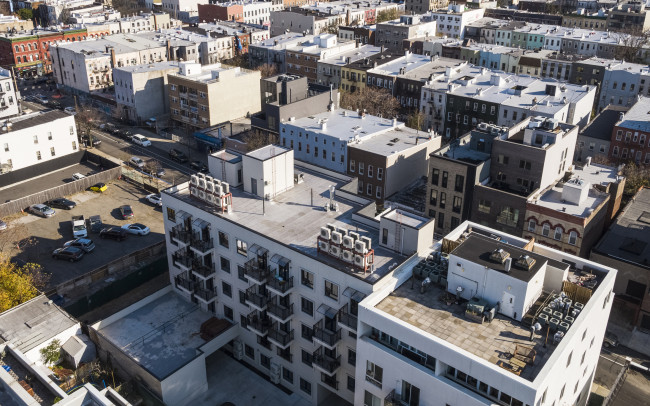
left=165, top=166, right=404, bottom=283
left=375, top=280, right=555, bottom=381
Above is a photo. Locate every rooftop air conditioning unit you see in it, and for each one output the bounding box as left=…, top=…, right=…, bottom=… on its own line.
left=342, top=235, right=354, bottom=249
left=355, top=240, right=367, bottom=254
left=198, top=178, right=206, bottom=190
left=361, top=236, right=372, bottom=250
left=329, top=245, right=341, bottom=258
left=342, top=250, right=354, bottom=263
left=354, top=254, right=364, bottom=267
left=198, top=190, right=206, bottom=200
left=190, top=186, right=198, bottom=196
left=222, top=182, right=230, bottom=194
left=326, top=223, right=336, bottom=232
left=348, top=231, right=360, bottom=241
left=190, top=174, right=199, bottom=185
left=214, top=184, right=223, bottom=196
left=331, top=231, right=343, bottom=245
left=320, top=227, right=331, bottom=240
left=318, top=240, right=330, bottom=252
left=205, top=180, right=215, bottom=193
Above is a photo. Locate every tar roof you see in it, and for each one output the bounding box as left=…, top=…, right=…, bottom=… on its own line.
left=581, top=105, right=629, bottom=141
left=54, top=34, right=165, bottom=55
left=319, top=45, right=382, bottom=67
left=616, top=96, right=650, bottom=132
left=8, top=109, right=71, bottom=132
left=113, top=61, right=179, bottom=73
left=285, top=109, right=401, bottom=141
left=368, top=54, right=462, bottom=79
left=348, top=126, right=434, bottom=156
left=593, top=187, right=650, bottom=265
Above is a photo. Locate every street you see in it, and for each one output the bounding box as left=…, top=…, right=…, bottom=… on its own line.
left=600, top=345, right=650, bottom=406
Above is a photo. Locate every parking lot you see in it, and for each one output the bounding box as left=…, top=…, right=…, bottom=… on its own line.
left=5, top=179, right=166, bottom=289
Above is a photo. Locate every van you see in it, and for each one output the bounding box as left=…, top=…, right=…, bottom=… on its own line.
left=72, top=173, right=86, bottom=180
left=131, top=134, right=151, bottom=147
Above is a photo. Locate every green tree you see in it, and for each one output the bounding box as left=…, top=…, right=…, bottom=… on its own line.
left=40, top=339, right=61, bottom=366
left=376, top=9, right=399, bottom=23
left=17, top=8, right=33, bottom=20
left=0, top=256, right=46, bottom=313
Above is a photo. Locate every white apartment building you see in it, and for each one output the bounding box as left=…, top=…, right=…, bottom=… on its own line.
left=159, top=145, right=436, bottom=405
left=596, top=60, right=650, bottom=111
left=50, top=34, right=168, bottom=94
left=41, top=0, right=97, bottom=25
left=356, top=221, right=617, bottom=406
left=0, top=110, right=78, bottom=173
left=159, top=0, right=210, bottom=19
left=426, top=4, right=485, bottom=39
left=317, top=44, right=381, bottom=88
left=0, top=68, right=20, bottom=120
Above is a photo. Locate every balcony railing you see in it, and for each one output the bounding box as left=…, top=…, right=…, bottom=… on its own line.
left=337, top=309, right=358, bottom=332
left=384, top=389, right=399, bottom=406
left=313, top=320, right=341, bottom=348
left=247, top=311, right=271, bottom=335
left=194, top=286, right=217, bottom=302
left=174, top=273, right=195, bottom=292
left=171, top=226, right=190, bottom=244
left=190, top=237, right=214, bottom=253
left=268, top=302, right=293, bottom=322
left=321, top=373, right=338, bottom=390
left=243, top=258, right=271, bottom=284
left=268, top=326, right=294, bottom=348
left=192, top=260, right=215, bottom=278
left=245, top=286, right=269, bottom=310
left=267, top=275, right=293, bottom=295
left=313, top=347, right=341, bottom=375
left=172, top=251, right=193, bottom=269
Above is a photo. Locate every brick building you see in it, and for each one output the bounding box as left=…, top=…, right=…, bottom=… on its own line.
left=609, top=96, right=650, bottom=165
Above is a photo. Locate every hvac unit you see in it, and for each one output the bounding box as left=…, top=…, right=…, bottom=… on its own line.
left=198, top=190, right=206, bottom=200
left=331, top=231, right=343, bottom=245
left=354, top=254, right=364, bottom=267
left=329, top=245, right=341, bottom=258
left=320, top=227, right=331, bottom=240
left=214, top=184, right=223, bottom=196
left=198, top=178, right=206, bottom=190
left=342, top=250, right=354, bottom=263
left=348, top=231, right=360, bottom=242
left=318, top=240, right=330, bottom=251
left=342, top=235, right=354, bottom=249
left=326, top=223, right=336, bottom=232
left=190, top=186, right=198, bottom=196
left=215, top=195, right=223, bottom=208
left=233, top=340, right=243, bottom=360
left=361, top=236, right=372, bottom=251
left=222, top=182, right=230, bottom=194
left=270, top=363, right=281, bottom=384
left=355, top=240, right=367, bottom=254
left=205, top=180, right=215, bottom=194
left=214, top=178, right=221, bottom=186
left=197, top=173, right=206, bottom=180
left=190, top=174, right=199, bottom=186
left=205, top=175, right=214, bottom=184
left=205, top=193, right=216, bottom=204
left=337, top=227, right=348, bottom=237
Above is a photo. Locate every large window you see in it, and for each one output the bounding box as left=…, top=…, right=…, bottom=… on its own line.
left=220, top=256, right=230, bottom=273
left=441, top=171, right=448, bottom=188
left=452, top=196, right=462, bottom=213
left=236, top=239, right=247, bottom=255
left=542, top=223, right=550, bottom=237
left=365, top=361, right=383, bottom=388
left=301, top=297, right=314, bottom=316
left=364, top=391, right=381, bottom=406
left=554, top=227, right=563, bottom=241
left=300, top=378, right=312, bottom=395
left=496, top=206, right=519, bottom=227
left=568, top=231, right=578, bottom=245
left=429, top=189, right=438, bottom=206
left=325, top=280, right=339, bottom=301
left=431, top=168, right=439, bottom=185
left=166, top=207, right=176, bottom=221
left=301, top=269, right=314, bottom=289
left=455, top=174, right=464, bottom=192
left=528, top=220, right=536, bottom=232
left=218, top=231, right=229, bottom=248
left=478, top=199, right=491, bottom=214
left=401, top=380, right=421, bottom=406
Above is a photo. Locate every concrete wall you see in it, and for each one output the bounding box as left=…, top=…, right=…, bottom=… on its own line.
left=384, top=136, right=440, bottom=199
left=206, top=69, right=261, bottom=125
left=160, top=354, right=208, bottom=406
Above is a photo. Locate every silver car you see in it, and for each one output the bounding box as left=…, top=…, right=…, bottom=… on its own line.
left=29, top=204, right=55, bottom=218
left=64, top=238, right=96, bottom=253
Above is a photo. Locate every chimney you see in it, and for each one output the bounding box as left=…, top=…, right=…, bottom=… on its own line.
left=505, top=257, right=512, bottom=273
left=110, top=47, right=116, bottom=68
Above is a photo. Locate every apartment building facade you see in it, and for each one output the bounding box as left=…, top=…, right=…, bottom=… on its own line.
left=608, top=96, right=650, bottom=164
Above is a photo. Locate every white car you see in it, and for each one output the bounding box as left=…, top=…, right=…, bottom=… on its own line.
left=146, top=193, right=162, bottom=206
left=130, top=156, right=145, bottom=169
left=121, top=223, right=150, bottom=236
left=72, top=173, right=86, bottom=180
left=131, top=134, right=151, bottom=147
left=64, top=107, right=76, bottom=115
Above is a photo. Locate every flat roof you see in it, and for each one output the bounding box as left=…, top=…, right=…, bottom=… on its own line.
left=368, top=54, right=462, bottom=79
left=431, top=136, right=490, bottom=165
left=384, top=208, right=429, bottom=228
left=165, top=166, right=404, bottom=283
left=97, top=290, right=212, bottom=380
left=54, top=33, right=165, bottom=56
left=285, top=108, right=402, bottom=141
left=212, top=149, right=242, bottom=163
left=113, top=60, right=179, bottom=74
left=246, top=144, right=290, bottom=161
left=7, top=109, right=72, bottom=132
left=581, top=105, right=628, bottom=141
left=349, top=125, right=434, bottom=156
left=250, top=32, right=310, bottom=49
left=616, top=96, right=650, bottom=132
left=319, top=44, right=382, bottom=67
left=529, top=163, right=619, bottom=217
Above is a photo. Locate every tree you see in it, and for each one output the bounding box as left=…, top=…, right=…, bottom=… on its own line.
left=17, top=8, right=33, bottom=21
left=222, top=54, right=249, bottom=69
left=622, top=163, right=650, bottom=196
left=40, top=339, right=61, bottom=366
left=340, top=87, right=400, bottom=118
left=241, top=129, right=277, bottom=151
left=74, top=104, right=103, bottom=148
left=612, top=28, right=650, bottom=63
left=406, top=110, right=425, bottom=131
left=256, top=63, right=277, bottom=79
left=376, top=9, right=399, bottom=23
left=0, top=256, right=46, bottom=313
left=324, top=20, right=339, bottom=36
left=58, top=7, right=71, bottom=25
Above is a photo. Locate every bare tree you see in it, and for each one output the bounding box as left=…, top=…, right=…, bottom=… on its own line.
left=74, top=103, right=104, bottom=148
left=612, top=28, right=650, bottom=63
left=340, top=87, right=400, bottom=118
left=376, top=9, right=399, bottom=23
left=324, top=21, right=339, bottom=35
left=406, top=110, right=426, bottom=131
left=256, top=63, right=277, bottom=79
left=241, top=129, right=278, bottom=151
left=622, top=163, right=650, bottom=197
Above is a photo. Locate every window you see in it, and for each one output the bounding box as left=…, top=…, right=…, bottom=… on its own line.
left=455, top=175, right=464, bottom=192
left=282, top=367, right=293, bottom=384
left=365, top=361, right=383, bottom=388
left=239, top=290, right=246, bottom=305
left=497, top=154, right=509, bottom=164
left=347, top=375, right=355, bottom=392
left=364, top=391, right=380, bottom=406
left=166, top=207, right=176, bottom=221
left=218, top=231, right=229, bottom=248
left=542, top=223, right=550, bottom=237
left=348, top=348, right=356, bottom=366
left=478, top=199, right=491, bottom=214
left=236, top=239, right=247, bottom=255
left=220, top=256, right=230, bottom=273
left=376, top=186, right=382, bottom=199
left=528, top=219, right=536, bottom=232
left=359, top=162, right=364, bottom=175
left=439, top=192, right=446, bottom=209
left=302, top=348, right=313, bottom=365
left=50, top=147, right=55, bottom=156
left=519, top=160, right=531, bottom=170
left=452, top=196, right=462, bottom=213
left=301, top=297, right=314, bottom=316
left=245, top=344, right=254, bottom=359
left=300, top=378, right=311, bottom=395
left=367, top=183, right=372, bottom=196
left=554, top=227, right=563, bottom=241
left=36, top=151, right=41, bottom=160
left=33, top=135, right=38, bottom=144
left=429, top=190, right=438, bottom=206
left=350, top=160, right=355, bottom=172
left=222, top=281, right=232, bottom=297
left=441, top=171, right=448, bottom=188
left=325, top=280, right=339, bottom=300
left=261, top=354, right=271, bottom=369
left=431, top=169, right=439, bottom=185
left=223, top=305, right=233, bottom=321
left=47, top=132, right=52, bottom=140
left=377, top=168, right=383, bottom=180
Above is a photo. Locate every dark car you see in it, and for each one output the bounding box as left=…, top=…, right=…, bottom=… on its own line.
left=114, top=128, right=132, bottom=139
left=52, top=246, right=84, bottom=262
left=64, top=238, right=96, bottom=252
left=119, top=205, right=134, bottom=219
left=99, top=227, right=127, bottom=241
left=45, top=198, right=76, bottom=210
left=190, top=160, right=208, bottom=173
left=48, top=100, right=62, bottom=109
left=168, top=148, right=188, bottom=163
left=89, top=215, right=103, bottom=233
left=81, top=135, right=101, bottom=147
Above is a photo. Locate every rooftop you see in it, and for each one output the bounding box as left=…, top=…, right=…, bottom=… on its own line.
left=52, top=33, right=165, bottom=57
left=250, top=32, right=310, bottom=49
left=246, top=144, right=290, bottom=161
left=593, top=187, right=650, bottom=266
left=529, top=163, right=619, bottom=217
left=431, top=133, right=491, bottom=165
left=368, top=54, right=463, bottom=80
left=169, top=62, right=254, bottom=83
left=581, top=105, right=629, bottom=141
left=349, top=125, right=436, bottom=157
left=164, top=165, right=405, bottom=283
left=577, top=57, right=649, bottom=73
left=616, top=96, right=650, bottom=132
left=4, top=109, right=72, bottom=133
left=96, top=290, right=213, bottom=380
left=113, top=60, right=179, bottom=74
left=319, top=44, right=382, bottom=68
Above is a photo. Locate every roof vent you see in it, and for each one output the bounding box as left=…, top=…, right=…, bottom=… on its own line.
left=490, top=248, right=510, bottom=264
left=515, top=255, right=536, bottom=271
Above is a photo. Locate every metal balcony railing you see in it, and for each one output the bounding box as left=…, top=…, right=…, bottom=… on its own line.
left=267, top=275, right=293, bottom=294
left=172, top=251, right=192, bottom=269
left=337, top=309, right=358, bottom=331
left=243, top=258, right=270, bottom=283
left=313, top=347, right=341, bottom=375
left=247, top=311, right=271, bottom=335
left=174, top=273, right=195, bottom=292
left=245, top=286, right=269, bottom=309
left=190, top=237, right=214, bottom=253
left=313, top=320, right=342, bottom=347
left=192, top=260, right=215, bottom=278
left=268, top=302, right=293, bottom=321
left=171, top=226, right=190, bottom=244
left=268, top=326, right=294, bottom=347
left=194, top=286, right=217, bottom=302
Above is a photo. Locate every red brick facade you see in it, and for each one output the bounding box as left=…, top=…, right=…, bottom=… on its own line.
left=609, top=124, right=650, bottom=165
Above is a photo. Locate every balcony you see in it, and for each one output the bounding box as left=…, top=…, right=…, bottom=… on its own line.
left=312, top=347, right=341, bottom=376
left=174, top=272, right=195, bottom=294
left=194, top=286, right=217, bottom=303
left=321, top=373, right=339, bottom=390
left=190, top=236, right=213, bottom=254
left=172, top=251, right=192, bottom=271
left=171, top=225, right=190, bottom=245
left=266, top=275, right=294, bottom=296
left=191, top=259, right=215, bottom=279
left=188, top=92, right=198, bottom=99
left=243, top=257, right=270, bottom=284
left=337, top=309, right=358, bottom=333
left=245, top=286, right=269, bottom=311
left=267, top=325, right=294, bottom=349
left=246, top=311, right=271, bottom=336
left=312, top=320, right=342, bottom=349
left=268, top=302, right=293, bottom=323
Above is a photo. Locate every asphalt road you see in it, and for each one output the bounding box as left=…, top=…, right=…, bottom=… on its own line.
left=601, top=345, right=650, bottom=406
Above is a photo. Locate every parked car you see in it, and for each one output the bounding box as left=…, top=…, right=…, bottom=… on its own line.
left=89, top=215, right=103, bottom=233
left=144, top=162, right=165, bottom=177
left=35, top=94, right=48, bottom=104
left=131, top=134, right=151, bottom=147
left=121, top=223, right=150, bottom=236
left=48, top=100, right=62, bottom=109
left=99, top=227, right=127, bottom=241
left=29, top=204, right=55, bottom=218
left=45, top=198, right=76, bottom=210
left=52, top=246, right=84, bottom=262
left=603, top=332, right=619, bottom=348
left=90, top=183, right=107, bottom=192
left=145, top=118, right=156, bottom=128
left=71, top=173, right=86, bottom=181
left=64, top=238, right=96, bottom=253
left=81, top=135, right=101, bottom=147
left=64, top=107, right=76, bottom=115
left=189, top=160, right=208, bottom=172
left=146, top=193, right=162, bottom=206
left=0, top=219, right=7, bottom=231
left=168, top=148, right=188, bottom=163
left=114, top=128, right=132, bottom=139
left=119, top=205, right=134, bottom=219
left=130, top=156, right=145, bottom=169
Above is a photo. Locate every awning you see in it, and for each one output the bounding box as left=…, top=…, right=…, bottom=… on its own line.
left=317, top=304, right=338, bottom=319
left=193, top=131, right=223, bottom=148
left=176, top=210, right=191, bottom=222
left=249, top=244, right=269, bottom=257
left=192, top=218, right=209, bottom=229
left=270, top=254, right=290, bottom=267
left=343, top=287, right=366, bottom=303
